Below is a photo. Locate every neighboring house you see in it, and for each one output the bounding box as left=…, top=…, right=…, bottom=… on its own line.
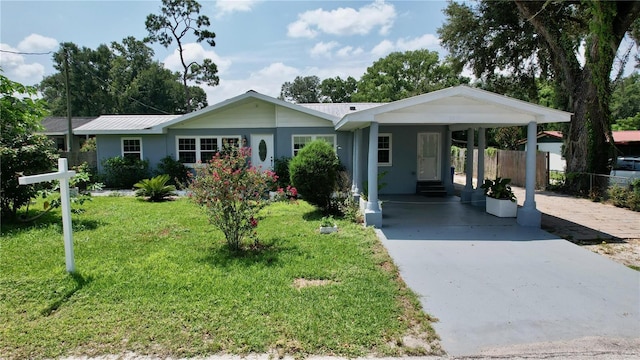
left=75, top=86, right=572, bottom=228
left=521, top=130, right=565, bottom=172
left=39, top=116, right=97, bottom=151
left=612, top=130, right=640, bottom=156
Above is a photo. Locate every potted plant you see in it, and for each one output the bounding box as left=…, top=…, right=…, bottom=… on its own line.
left=319, top=215, right=338, bottom=234
left=480, top=177, right=517, bottom=217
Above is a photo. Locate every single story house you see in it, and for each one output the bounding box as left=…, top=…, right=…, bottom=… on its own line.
left=75, top=86, right=572, bottom=228
left=39, top=116, right=97, bottom=151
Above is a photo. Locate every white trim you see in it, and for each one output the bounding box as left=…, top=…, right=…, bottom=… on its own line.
left=121, top=137, right=142, bottom=160
left=378, top=133, right=392, bottom=167
left=291, top=134, right=337, bottom=156
left=176, top=135, right=242, bottom=166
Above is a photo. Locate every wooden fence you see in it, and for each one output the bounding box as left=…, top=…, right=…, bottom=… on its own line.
left=59, top=151, right=97, bottom=168
left=452, top=148, right=549, bottom=189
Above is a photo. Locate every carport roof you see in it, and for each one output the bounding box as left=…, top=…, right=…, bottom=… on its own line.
left=335, top=85, right=572, bottom=131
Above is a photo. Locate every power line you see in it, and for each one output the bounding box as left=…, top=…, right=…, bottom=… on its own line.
left=0, top=49, right=53, bottom=55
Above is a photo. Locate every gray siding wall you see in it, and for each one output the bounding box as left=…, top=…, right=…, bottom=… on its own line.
left=359, top=125, right=448, bottom=195
left=95, top=134, right=167, bottom=173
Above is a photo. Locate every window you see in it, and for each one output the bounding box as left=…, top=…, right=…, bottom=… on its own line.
left=122, top=138, right=142, bottom=160
left=292, top=134, right=336, bottom=156
left=176, top=136, right=242, bottom=164
left=378, top=134, right=391, bottom=166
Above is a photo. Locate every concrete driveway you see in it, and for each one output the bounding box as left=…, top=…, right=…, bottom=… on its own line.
left=376, top=196, right=640, bottom=356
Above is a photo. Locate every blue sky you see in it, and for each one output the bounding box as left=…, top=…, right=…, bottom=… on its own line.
left=0, top=0, right=450, bottom=104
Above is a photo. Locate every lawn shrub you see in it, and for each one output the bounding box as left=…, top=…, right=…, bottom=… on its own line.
left=607, top=180, right=640, bottom=212
left=273, top=156, right=291, bottom=189
left=155, top=155, right=190, bottom=189
left=101, top=156, right=150, bottom=189
left=189, top=147, right=277, bottom=250
left=289, top=140, right=340, bottom=213
left=134, top=174, right=176, bottom=202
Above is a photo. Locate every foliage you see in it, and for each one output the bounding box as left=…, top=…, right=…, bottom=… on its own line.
left=607, top=180, right=640, bottom=211
left=320, top=215, right=335, bottom=227
left=279, top=75, right=321, bottom=103
left=71, top=162, right=103, bottom=192
left=154, top=156, right=191, bottom=189
left=145, top=0, right=218, bottom=113
left=439, top=1, right=640, bottom=192
left=320, top=76, right=357, bottom=103
left=361, top=170, right=389, bottom=201
left=289, top=140, right=340, bottom=213
left=273, top=156, right=291, bottom=189
left=188, top=147, right=277, bottom=251
left=491, top=126, right=525, bottom=150
left=481, top=177, right=516, bottom=202
left=100, top=156, right=150, bottom=189
left=0, top=74, right=58, bottom=219
left=0, top=198, right=438, bottom=359
left=611, top=73, right=640, bottom=124
left=134, top=174, right=176, bottom=202
left=39, top=39, right=207, bottom=116
left=352, top=49, right=469, bottom=102
left=79, top=137, right=96, bottom=152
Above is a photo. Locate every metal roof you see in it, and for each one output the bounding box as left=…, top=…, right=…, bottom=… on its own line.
left=74, top=115, right=180, bottom=135
left=299, top=103, right=385, bottom=119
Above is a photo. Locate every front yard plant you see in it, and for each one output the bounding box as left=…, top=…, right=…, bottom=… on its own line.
left=134, top=174, right=177, bottom=202
left=1, top=197, right=440, bottom=359
left=189, top=147, right=277, bottom=250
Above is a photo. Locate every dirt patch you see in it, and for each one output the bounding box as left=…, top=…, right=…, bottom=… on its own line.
left=581, top=238, right=640, bottom=270
left=292, top=278, right=336, bottom=289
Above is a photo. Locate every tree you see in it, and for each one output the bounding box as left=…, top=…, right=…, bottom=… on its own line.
left=611, top=73, right=640, bottom=122
left=145, top=0, right=219, bottom=113
left=279, top=75, right=322, bottom=103
left=289, top=140, right=340, bottom=213
left=353, top=50, right=469, bottom=102
left=320, top=76, right=357, bottom=103
left=1, top=73, right=58, bottom=219
left=439, top=1, right=640, bottom=191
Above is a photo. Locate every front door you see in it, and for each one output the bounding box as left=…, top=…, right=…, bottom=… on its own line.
left=417, top=132, right=441, bottom=181
left=251, top=134, right=274, bottom=170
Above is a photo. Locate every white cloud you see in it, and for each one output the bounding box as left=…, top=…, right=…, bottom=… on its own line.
left=310, top=41, right=339, bottom=58
left=0, top=42, right=48, bottom=85
left=287, top=0, right=396, bottom=38
left=17, top=34, right=58, bottom=53
left=336, top=46, right=364, bottom=58
left=162, top=43, right=232, bottom=75
left=214, top=0, right=260, bottom=18
left=371, top=34, right=441, bottom=57
left=203, top=62, right=299, bottom=103
left=371, top=40, right=395, bottom=57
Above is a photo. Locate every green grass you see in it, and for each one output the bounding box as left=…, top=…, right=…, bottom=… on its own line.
left=1, top=197, right=439, bottom=359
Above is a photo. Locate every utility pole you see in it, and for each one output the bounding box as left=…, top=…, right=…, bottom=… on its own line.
left=63, top=46, right=72, bottom=152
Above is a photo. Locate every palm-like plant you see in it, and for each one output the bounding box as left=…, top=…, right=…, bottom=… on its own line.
left=134, top=174, right=176, bottom=202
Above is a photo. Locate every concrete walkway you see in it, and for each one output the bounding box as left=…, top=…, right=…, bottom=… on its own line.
left=375, top=196, right=640, bottom=357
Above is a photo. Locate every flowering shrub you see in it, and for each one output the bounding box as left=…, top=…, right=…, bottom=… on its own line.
left=188, top=147, right=277, bottom=250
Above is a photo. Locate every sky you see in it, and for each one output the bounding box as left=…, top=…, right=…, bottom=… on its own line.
left=0, top=0, right=451, bottom=105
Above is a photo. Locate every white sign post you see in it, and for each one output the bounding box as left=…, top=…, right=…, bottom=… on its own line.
left=19, top=158, right=77, bottom=273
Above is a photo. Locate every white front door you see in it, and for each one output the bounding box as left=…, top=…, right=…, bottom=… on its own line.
left=251, top=134, right=274, bottom=170
left=417, top=132, right=441, bottom=181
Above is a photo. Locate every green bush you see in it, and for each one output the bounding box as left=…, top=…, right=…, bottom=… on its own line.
left=0, top=133, right=58, bottom=219
left=608, top=185, right=628, bottom=207
left=289, top=140, right=340, bottom=213
left=101, top=156, right=150, bottom=189
left=134, top=174, right=176, bottom=202
left=155, top=156, right=190, bottom=189
left=273, top=156, right=291, bottom=189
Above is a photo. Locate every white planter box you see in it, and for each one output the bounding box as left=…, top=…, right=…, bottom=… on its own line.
left=319, top=225, right=338, bottom=234
left=485, top=196, right=517, bottom=217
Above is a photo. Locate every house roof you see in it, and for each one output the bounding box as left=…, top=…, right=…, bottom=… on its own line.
left=39, top=117, right=97, bottom=135
left=74, top=115, right=180, bottom=135
left=335, top=85, right=572, bottom=131
left=299, top=103, right=384, bottom=119
left=540, top=130, right=563, bottom=139
left=149, top=90, right=339, bottom=132
left=613, top=130, right=640, bottom=143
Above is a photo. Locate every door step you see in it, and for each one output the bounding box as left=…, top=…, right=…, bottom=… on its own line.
left=416, top=181, right=447, bottom=197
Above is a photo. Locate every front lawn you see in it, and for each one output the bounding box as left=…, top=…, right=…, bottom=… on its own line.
left=1, top=197, right=440, bottom=359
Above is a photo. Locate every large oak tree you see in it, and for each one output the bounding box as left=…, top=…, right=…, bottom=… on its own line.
left=439, top=1, right=640, bottom=190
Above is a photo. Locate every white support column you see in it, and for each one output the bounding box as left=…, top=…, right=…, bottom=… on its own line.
left=461, top=128, right=475, bottom=203
left=353, top=129, right=360, bottom=195
left=351, top=130, right=357, bottom=193
left=364, top=122, right=382, bottom=227
left=517, top=121, right=542, bottom=227
left=444, top=126, right=454, bottom=195
left=472, top=127, right=486, bottom=207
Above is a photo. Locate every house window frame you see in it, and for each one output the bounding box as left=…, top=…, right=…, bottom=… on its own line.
left=378, top=133, right=392, bottom=166
left=176, top=135, right=242, bottom=165
left=291, top=134, right=337, bottom=156
left=121, top=137, right=143, bottom=160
